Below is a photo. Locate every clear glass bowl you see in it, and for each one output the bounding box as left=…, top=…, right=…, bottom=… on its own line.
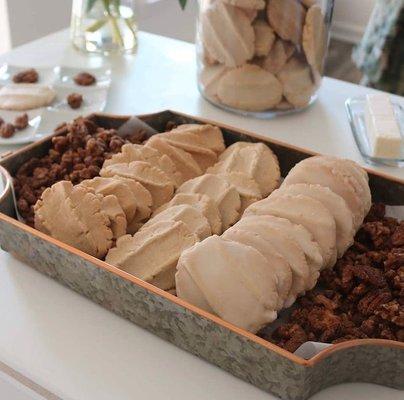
left=345, top=96, right=404, bottom=168
left=196, top=0, right=334, bottom=118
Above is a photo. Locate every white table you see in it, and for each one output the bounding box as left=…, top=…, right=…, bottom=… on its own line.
left=0, top=30, right=402, bottom=400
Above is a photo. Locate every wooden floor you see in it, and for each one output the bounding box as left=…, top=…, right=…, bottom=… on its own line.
left=324, top=39, right=362, bottom=84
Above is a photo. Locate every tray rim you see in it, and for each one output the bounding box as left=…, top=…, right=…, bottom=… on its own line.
left=0, top=109, right=403, bottom=368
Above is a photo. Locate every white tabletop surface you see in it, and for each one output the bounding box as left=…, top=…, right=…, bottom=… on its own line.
left=0, top=30, right=403, bottom=400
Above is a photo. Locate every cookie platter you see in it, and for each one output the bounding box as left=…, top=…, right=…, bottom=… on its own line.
left=0, top=110, right=403, bottom=400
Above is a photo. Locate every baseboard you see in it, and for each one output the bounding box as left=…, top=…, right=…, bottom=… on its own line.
left=331, top=20, right=366, bottom=44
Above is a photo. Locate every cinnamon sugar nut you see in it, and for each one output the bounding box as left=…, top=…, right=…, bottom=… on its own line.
left=100, top=161, right=174, bottom=209
left=34, top=181, right=113, bottom=258
left=278, top=57, right=316, bottom=108
left=177, top=174, right=241, bottom=231
left=222, top=0, right=266, bottom=9
left=260, top=38, right=295, bottom=75
left=176, top=235, right=279, bottom=333
left=303, top=5, right=327, bottom=75
left=208, top=141, right=281, bottom=197
left=267, top=0, right=306, bottom=45
left=141, top=204, right=211, bottom=240
left=217, top=64, right=283, bottom=111
left=106, top=220, right=198, bottom=290
left=253, top=20, right=276, bottom=57
left=201, top=1, right=255, bottom=67
left=153, top=193, right=222, bottom=236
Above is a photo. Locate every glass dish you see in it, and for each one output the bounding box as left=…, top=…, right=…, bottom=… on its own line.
left=345, top=96, right=404, bottom=167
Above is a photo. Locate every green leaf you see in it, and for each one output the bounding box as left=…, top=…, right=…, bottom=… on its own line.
left=86, top=0, right=98, bottom=13
left=179, top=0, right=188, bottom=10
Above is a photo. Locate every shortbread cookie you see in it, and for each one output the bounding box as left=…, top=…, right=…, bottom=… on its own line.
left=153, top=193, right=222, bottom=235
left=146, top=136, right=202, bottom=181
left=223, top=227, right=292, bottom=309
left=177, top=174, right=241, bottom=230
left=222, top=0, right=266, bottom=9
left=248, top=215, right=323, bottom=280
left=244, top=193, right=337, bottom=268
left=166, top=124, right=225, bottom=155
left=260, top=38, right=295, bottom=74
left=236, top=217, right=311, bottom=303
left=100, top=194, right=127, bottom=239
left=100, top=161, right=174, bottom=209
left=278, top=57, right=316, bottom=108
left=209, top=141, right=280, bottom=197
left=201, top=1, right=255, bottom=67
left=217, top=64, right=283, bottom=111
left=106, top=220, right=198, bottom=290
left=276, top=184, right=355, bottom=257
left=141, top=204, right=211, bottom=240
left=80, top=177, right=137, bottom=224
left=199, top=64, right=229, bottom=100
left=267, top=0, right=306, bottom=45
left=216, top=172, right=262, bottom=212
left=283, top=156, right=367, bottom=228
left=303, top=5, right=327, bottom=75
left=0, top=84, right=56, bottom=110
left=103, top=144, right=182, bottom=187
left=176, top=235, right=279, bottom=332
left=253, top=20, right=276, bottom=57
left=34, top=181, right=113, bottom=258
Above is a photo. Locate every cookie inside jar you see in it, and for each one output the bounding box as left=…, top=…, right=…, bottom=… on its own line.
left=197, top=0, right=331, bottom=116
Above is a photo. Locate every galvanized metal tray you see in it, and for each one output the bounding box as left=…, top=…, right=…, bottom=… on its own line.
left=0, top=110, right=403, bottom=400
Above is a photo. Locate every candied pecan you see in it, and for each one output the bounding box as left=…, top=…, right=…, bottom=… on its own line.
left=0, top=123, right=15, bottom=138
left=391, top=223, right=404, bottom=247
left=14, top=113, right=29, bottom=130
left=361, top=221, right=391, bottom=249
left=67, top=93, right=83, bottom=109
left=352, top=265, right=386, bottom=288
left=358, top=290, right=392, bottom=316
left=13, top=68, right=39, bottom=83
left=74, top=72, right=96, bottom=86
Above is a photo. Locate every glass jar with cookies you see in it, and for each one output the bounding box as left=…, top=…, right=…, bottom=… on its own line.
left=197, top=0, right=333, bottom=117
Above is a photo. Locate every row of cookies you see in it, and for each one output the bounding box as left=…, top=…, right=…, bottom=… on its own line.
left=105, top=141, right=281, bottom=291
left=34, top=124, right=226, bottom=258
left=199, top=0, right=327, bottom=111
left=175, top=156, right=371, bottom=333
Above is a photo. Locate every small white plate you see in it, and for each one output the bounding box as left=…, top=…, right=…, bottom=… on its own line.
left=57, top=66, right=111, bottom=88
left=0, top=109, right=42, bottom=145
left=50, top=85, right=108, bottom=113
left=0, top=64, right=59, bottom=86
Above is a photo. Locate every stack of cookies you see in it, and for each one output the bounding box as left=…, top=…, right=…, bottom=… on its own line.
left=105, top=141, right=281, bottom=291
left=198, top=0, right=328, bottom=112
left=176, top=156, right=371, bottom=333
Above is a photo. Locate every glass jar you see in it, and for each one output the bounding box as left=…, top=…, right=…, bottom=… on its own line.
left=71, top=0, right=137, bottom=55
left=197, top=0, right=334, bottom=117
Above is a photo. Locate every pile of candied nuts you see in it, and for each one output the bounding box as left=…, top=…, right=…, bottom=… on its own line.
left=258, top=204, right=404, bottom=352
left=14, top=115, right=146, bottom=226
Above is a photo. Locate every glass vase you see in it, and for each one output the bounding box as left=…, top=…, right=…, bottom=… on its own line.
left=71, top=0, right=137, bottom=55
left=197, top=0, right=334, bottom=117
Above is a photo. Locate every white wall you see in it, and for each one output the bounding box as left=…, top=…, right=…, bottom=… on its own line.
left=5, top=0, right=376, bottom=48
left=6, top=0, right=72, bottom=47
left=332, top=0, right=376, bottom=43
left=0, top=0, right=11, bottom=54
